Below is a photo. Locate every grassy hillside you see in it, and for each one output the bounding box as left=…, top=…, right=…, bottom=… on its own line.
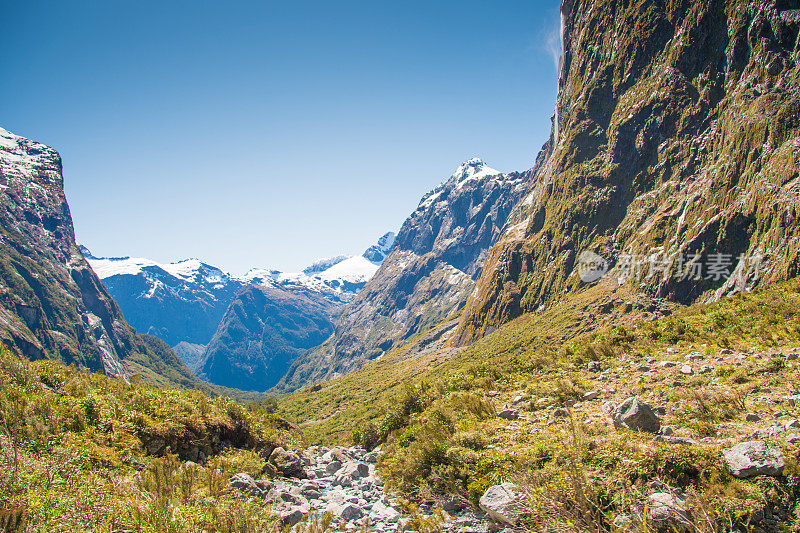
left=280, top=279, right=800, bottom=530
left=0, top=343, right=298, bottom=533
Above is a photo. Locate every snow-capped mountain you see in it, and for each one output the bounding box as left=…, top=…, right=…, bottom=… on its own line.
left=196, top=232, right=397, bottom=391
left=277, top=158, right=530, bottom=392
left=83, top=232, right=396, bottom=376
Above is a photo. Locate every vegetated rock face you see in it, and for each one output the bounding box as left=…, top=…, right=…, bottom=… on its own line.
left=171, top=341, right=206, bottom=372
left=276, top=158, right=531, bottom=392
left=455, top=0, right=800, bottom=344
left=723, top=440, right=785, bottom=478
left=198, top=283, right=338, bottom=391
left=0, top=127, right=198, bottom=387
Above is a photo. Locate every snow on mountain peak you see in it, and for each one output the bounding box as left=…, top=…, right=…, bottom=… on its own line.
left=451, top=157, right=501, bottom=183
left=362, top=231, right=396, bottom=264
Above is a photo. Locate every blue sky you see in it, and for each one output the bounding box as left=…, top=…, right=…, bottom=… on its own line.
left=1, top=1, right=560, bottom=273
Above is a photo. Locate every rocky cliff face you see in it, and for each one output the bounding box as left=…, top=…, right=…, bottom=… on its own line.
left=276, top=158, right=531, bottom=392
left=455, top=0, right=800, bottom=344
left=198, top=283, right=339, bottom=391
left=0, top=127, right=198, bottom=387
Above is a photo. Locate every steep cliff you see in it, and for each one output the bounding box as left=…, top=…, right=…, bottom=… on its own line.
left=198, top=283, right=338, bottom=391
left=456, top=0, right=800, bottom=343
left=276, top=158, right=531, bottom=392
left=0, top=127, right=199, bottom=388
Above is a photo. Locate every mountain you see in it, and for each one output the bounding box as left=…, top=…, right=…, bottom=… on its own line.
left=197, top=233, right=396, bottom=391
left=84, top=232, right=396, bottom=353
left=82, top=249, right=242, bottom=347
left=275, top=158, right=530, bottom=392
left=0, top=127, right=199, bottom=388
left=454, top=0, right=800, bottom=344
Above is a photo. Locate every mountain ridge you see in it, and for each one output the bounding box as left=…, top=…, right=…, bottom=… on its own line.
left=0, top=126, right=199, bottom=388
left=275, top=158, right=531, bottom=392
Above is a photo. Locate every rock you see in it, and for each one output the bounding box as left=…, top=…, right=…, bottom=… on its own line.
left=611, top=397, right=661, bottom=433
left=785, top=419, right=800, bottom=429
left=228, top=473, right=267, bottom=498
left=322, top=448, right=349, bottom=463
left=786, top=433, right=800, bottom=444
left=679, top=364, right=693, bottom=375
left=364, top=450, right=380, bottom=463
left=327, top=502, right=363, bottom=521
left=647, top=493, right=690, bottom=532
left=699, top=365, right=713, bottom=374
left=656, top=435, right=698, bottom=446
left=602, top=401, right=617, bottom=414
left=659, top=361, right=676, bottom=368
left=723, top=441, right=785, bottom=478
left=512, top=393, right=530, bottom=405
left=552, top=407, right=570, bottom=418
left=745, top=413, right=761, bottom=422
left=498, top=409, right=520, bottom=420
left=784, top=395, right=800, bottom=406
left=342, top=461, right=369, bottom=479
left=659, top=426, right=674, bottom=436
left=269, top=447, right=306, bottom=478
left=278, top=503, right=308, bottom=526
left=582, top=391, right=600, bottom=401
left=587, top=361, right=601, bottom=372
left=371, top=500, right=401, bottom=523
left=479, top=482, right=527, bottom=526
left=326, top=459, right=343, bottom=474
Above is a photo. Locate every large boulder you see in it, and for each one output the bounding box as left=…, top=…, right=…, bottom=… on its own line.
left=611, top=397, right=661, bottom=433
left=723, top=441, right=785, bottom=478
left=269, top=447, right=307, bottom=478
left=333, top=461, right=369, bottom=486
left=228, top=473, right=270, bottom=498
left=370, top=500, right=400, bottom=523
left=646, top=493, right=690, bottom=532
left=479, top=482, right=528, bottom=526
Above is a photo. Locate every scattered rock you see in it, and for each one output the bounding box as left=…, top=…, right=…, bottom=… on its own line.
left=229, top=473, right=269, bottom=498
left=512, top=393, right=530, bottom=405
left=498, top=409, right=520, bottom=420
left=479, top=483, right=528, bottom=526
left=611, top=397, right=661, bottom=433
left=326, top=460, right=343, bottom=474
left=270, top=447, right=307, bottom=478
left=647, top=492, right=690, bottom=532
left=723, top=441, right=785, bottom=478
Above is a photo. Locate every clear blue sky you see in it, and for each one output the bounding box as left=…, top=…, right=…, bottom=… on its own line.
left=1, top=1, right=560, bottom=274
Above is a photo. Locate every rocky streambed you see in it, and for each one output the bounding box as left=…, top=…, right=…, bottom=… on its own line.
left=227, top=445, right=507, bottom=532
